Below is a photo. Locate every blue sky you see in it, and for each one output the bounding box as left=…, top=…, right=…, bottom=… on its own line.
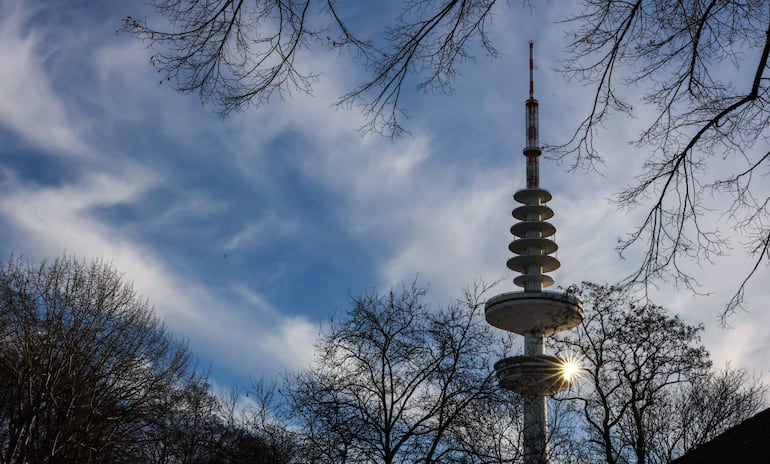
left=1, top=0, right=769, bottom=390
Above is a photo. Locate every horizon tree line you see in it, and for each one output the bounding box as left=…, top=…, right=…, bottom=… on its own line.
left=0, top=255, right=764, bottom=463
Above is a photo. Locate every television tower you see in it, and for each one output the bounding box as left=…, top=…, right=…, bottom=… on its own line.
left=485, top=42, right=584, bottom=464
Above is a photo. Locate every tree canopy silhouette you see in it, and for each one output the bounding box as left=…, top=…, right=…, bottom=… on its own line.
left=551, top=283, right=767, bottom=464
left=284, top=281, right=525, bottom=464
left=0, top=255, right=292, bottom=464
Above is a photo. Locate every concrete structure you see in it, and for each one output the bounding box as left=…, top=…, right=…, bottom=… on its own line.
left=485, top=42, right=584, bottom=464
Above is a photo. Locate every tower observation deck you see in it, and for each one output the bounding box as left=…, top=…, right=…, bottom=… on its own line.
left=484, top=42, right=584, bottom=464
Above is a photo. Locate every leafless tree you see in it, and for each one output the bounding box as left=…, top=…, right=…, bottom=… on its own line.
left=0, top=255, right=208, bottom=463
left=284, top=281, right=524, bottom=464
left=212, top=380, right=296, bottom=464
left=648, top=365, right=767, bottom=464
left=145, top=378, right=297, bottom=464
left=557, top=1, right=770, bottom=321
left=550, top=283, right=766, bottom=464
left=0, top=255, right=296, bottom=464
left=145, top=379, right=224, bottom=464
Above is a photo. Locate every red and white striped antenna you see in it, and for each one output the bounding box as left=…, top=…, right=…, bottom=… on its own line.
left=529, top=40, right=535, bottom=99
left=524, top=41, right=541, bottom=188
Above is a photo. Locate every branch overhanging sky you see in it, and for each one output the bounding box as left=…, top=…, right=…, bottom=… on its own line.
left=1, top=0, right=768, bottom=388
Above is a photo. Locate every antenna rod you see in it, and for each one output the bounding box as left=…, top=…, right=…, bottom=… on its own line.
left=529, top=41, right=535, bottom=99
left=525, top=41, right=541, bottom=189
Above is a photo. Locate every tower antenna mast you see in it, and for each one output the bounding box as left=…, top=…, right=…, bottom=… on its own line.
left=525, top=41, right=540, bottom=189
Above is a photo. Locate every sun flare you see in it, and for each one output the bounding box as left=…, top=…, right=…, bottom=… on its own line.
left=559, top=353, right=583, bottom=383
left=561, top=361, right=579, bottom=382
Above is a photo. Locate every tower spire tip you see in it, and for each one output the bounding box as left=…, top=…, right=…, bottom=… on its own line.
left=529, top=41, right=535, bottom=99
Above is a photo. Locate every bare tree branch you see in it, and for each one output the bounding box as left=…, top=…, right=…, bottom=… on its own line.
left=124, top=0, right=518, bottom=136
left=124, top=0, right=320, bottom=115
left=556, top=1, right=770, bottom=322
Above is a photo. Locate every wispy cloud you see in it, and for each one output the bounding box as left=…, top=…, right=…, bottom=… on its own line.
left=221, top=214, right=300, bottom=253
left=0, top=169, right=318, bottom=378
left=0, top=0, right=94, bottom=158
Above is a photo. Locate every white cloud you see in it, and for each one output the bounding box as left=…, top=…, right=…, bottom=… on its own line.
left=0, top=0, right=94, bottom=158
left=0, top=169, right=318, bottom=378
left=221, top=214, right=300, bottom=253
left=0, top=0, right=322, bottom=381
left=256, top=316, right=318, bottom=370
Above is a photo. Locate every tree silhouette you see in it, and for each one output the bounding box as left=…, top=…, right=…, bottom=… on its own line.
left=285, top=281, right=524, bottom=464
left=551, top=283, right=766, bottom=464
left=0, top=255, right=291, bottom=464
left=0, top=256, right=204, bottom=462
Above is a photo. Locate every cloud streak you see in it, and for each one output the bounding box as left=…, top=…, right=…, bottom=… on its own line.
left=0, top=0, right=94, bottom=158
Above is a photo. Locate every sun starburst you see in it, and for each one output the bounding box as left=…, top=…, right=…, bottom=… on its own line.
left=559, top=353, right=583, bottom=383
